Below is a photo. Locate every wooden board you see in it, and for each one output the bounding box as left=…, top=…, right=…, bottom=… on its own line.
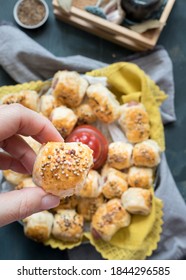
left=52, top=0, right=176, bottom=51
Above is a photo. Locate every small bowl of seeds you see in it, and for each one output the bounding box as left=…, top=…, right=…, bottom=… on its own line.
left=13, top=0, right=49, bottom=29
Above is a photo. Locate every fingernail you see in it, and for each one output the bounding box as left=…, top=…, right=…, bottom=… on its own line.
left=41, top=194, right=60, bottom=210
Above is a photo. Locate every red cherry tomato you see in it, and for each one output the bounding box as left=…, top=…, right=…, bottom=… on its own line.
left=66, top=125, right=108, bottom=170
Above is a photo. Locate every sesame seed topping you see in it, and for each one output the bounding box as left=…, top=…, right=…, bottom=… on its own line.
left=70, top=149, right=76, bottom=155
left=56, top=159, right=60, bottom=164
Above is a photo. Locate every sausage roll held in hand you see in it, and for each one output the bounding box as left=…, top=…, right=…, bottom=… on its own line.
left=32, top=142, right=93, bottom=197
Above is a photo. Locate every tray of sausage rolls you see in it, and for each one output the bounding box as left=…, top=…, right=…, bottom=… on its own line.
left=0, top=62, right=167, bottom=259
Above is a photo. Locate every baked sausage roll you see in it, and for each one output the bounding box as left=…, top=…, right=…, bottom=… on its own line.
left=101, top=164, right=119, bottom=177
left=86, top=83, right=120, bottom=123
left=77, top=195, right=105, bottom=222
left=121, top=188, right=152, bottom=215
left=3, top=170, right=29, bottom=186
left=51, top=195, right=78, bottom=213
left=102, top=169, right=128, bottom=199
left=118, top=102, right=150, bottom=143
left=32, top=142, right=93, bottom=197
left=76, top=170, right=101, bottom=198
left=128, top=167, right=153, bottom=189
left=132, top=139, right=161, bottom=167
left=23, top=211, right=54, bottom=242
left=1, top=90, right=39, bottom=111
left=50, top=105, right=78, bottom=138
left=91, top=198, right=131, bottom=241
left=52, top=209, right=84, bottom=243
left=16, top=177, right=37, bottom=190
left=74, top=103, right=97, bottom=125
left=52, top=70, right=89, bottom=108
left=107, top=141, right=133, bottom=170
left=21, top=136, right=41, bottom=155
left=39, top=95, right=57, bottom=118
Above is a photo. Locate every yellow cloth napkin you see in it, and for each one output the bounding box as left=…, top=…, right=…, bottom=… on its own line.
left=0, top=80, right=46, bottom=99
left=87, top=62, right=167, bottom=151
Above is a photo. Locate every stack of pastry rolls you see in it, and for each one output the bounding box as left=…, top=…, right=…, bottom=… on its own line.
left=1, top=70, right=162, bottom=243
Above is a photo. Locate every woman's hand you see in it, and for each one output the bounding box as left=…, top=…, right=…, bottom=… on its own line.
left=0, top=104, right=63, bottom=227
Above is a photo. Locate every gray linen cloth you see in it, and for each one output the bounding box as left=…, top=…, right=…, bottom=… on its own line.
left=0, top=25, right=186, bottom=260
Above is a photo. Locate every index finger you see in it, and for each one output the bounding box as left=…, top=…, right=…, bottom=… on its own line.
left=0, top=104, right=63, bottom=143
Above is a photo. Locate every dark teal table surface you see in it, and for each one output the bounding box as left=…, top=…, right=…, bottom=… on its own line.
left=0, top=0, right=186, bottom=260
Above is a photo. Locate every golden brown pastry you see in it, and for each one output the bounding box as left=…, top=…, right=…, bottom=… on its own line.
left=74, top=103, right=97, bottom=125
left=121, top=188, right=152, bottom=215
left=23, top=211, right=54, bottom=242
left=118, top=102, right=150, bottom=143
left=51, top=195, right=78, bottom=213
left=101, top=164, right=128, bottom=182
left=86, top=83, right=120, bottom=123
left=101, top=164, right=119, bottom=178
left=52, top=209, right=84, bottom=242
left=1, top=90, right=39, bottom=111
left=32, top=142, right=93, bottom=197
left=39, top=95, right=57, bottom=117
left=21, top=136, right=41, bottom=155
left=50, top=105, right=78, bottom=138
left=102, top=169, right=128, bottom=199
left=16, top=177, right=37, bottom=190
left=3, top=170, right=29, bottom=186
left=77, top=195, right=105, bottom=222
left=128, top=167, right=153, bottom=189
left=91, top=198, right=131, bottom=241
left=76, top=170, right=101, bottom=198
left=107, top=141, right=133, bottom=170
left=52, top=70, right=89, bottom=108
left=132, top=139, right=161, bottom=167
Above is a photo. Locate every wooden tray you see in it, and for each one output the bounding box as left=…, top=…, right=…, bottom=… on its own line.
left=52, top=0, right=176, bottom=51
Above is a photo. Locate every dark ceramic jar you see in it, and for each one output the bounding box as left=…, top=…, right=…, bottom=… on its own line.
left=121, top=0, right=164, bottom=21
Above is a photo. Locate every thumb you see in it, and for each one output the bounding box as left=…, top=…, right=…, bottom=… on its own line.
left=0, top=187, right=60, bottom=227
